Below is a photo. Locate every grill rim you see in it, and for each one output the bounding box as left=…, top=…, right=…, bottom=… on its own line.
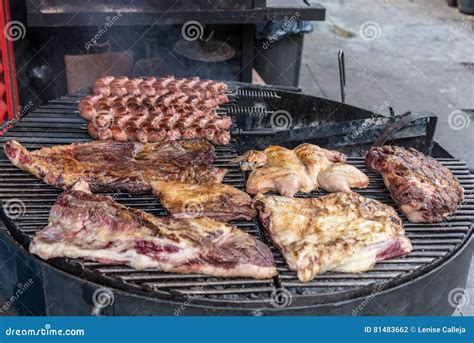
left=0, top=217, right=471, bottom=313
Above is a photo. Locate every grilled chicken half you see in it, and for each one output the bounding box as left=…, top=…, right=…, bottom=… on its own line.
left=30, top=181, right=277, bottom=279
left=150, top=181, right=256, bottom=222
left=253, top=192, right=412, bottom=282
left=4, top=139, right=226, bottom=193
left=231, top=144, right=369, bottom=196
left=366, top=145, right=464, bottom=223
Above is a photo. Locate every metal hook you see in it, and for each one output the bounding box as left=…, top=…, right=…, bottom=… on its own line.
left=338, top=49, right=346, bottom=103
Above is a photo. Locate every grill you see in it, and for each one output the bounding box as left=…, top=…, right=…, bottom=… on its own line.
left=0, top=84, right=472, bottom=316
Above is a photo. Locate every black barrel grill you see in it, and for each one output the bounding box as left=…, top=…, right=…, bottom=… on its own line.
left=0, top=84, right=472, bottom=316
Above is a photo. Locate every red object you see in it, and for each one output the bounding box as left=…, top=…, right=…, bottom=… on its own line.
left=0, top=0, right=20, bottom=124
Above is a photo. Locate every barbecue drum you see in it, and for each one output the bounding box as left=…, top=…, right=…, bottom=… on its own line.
left=0, top=83, right=471, bottom=315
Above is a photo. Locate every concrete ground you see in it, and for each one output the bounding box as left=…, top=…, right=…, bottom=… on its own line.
left=298, top=0, right=473, bottom=316
left=299, top=0, right=474, bottom=168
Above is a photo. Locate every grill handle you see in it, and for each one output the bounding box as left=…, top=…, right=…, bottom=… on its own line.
left=374, top=111, right=438, bottom=151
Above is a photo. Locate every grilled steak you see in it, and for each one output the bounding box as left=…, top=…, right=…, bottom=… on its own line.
left=4, top=140, right=226, bottom=193
left=29, top=181, right=277, bottom=279
left=231, top=144, right=369, bottom=197
left=253, top=192, right=412, bottom=282
left=365, top=146, right=464, bottom=223
left=150, top=181, right=256, bottom=222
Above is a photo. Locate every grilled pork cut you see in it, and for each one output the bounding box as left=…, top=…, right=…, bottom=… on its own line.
left=365, top=146, right=464, bottom=223
left=83, top=76, right=231, bottom=144
left=150, top=181, right=256, bottom=222
left=3, top=140, right=226, bottom=193
left=231, top=144, right=369, bottom=197
left=253, top=192, right=412, bottom=282
left=29, top=181, right=277, bottom=279
left=92, top=75, right=227, bottom=98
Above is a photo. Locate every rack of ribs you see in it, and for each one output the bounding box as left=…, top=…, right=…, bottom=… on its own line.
left=365, top=145, right=464, bottom=223
left=4, top=139, right=226, bottom=193
left=253, top=192, right=412, bottom=282
left=231, top=144, right=369, bottom=196
left=29, top=181, right=277, bottom=280
left=151, top=181, right=256, bottom=222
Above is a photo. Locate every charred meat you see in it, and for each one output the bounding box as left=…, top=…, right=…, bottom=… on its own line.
left=30, top=181, right=277, bottom=279
left=365, top=146, right=464, bottom=223
left=151, top=181, right=256, bottom=222
left=4, top=140, right=226, bottom=193
left=253, top=192, right=412, bottom=282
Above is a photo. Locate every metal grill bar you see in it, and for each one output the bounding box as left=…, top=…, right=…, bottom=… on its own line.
left=226, top=106, right=270, bottom=116
left=235, top=89, right=281, bottom=100
left=0, top=92, right=472, bottom=308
